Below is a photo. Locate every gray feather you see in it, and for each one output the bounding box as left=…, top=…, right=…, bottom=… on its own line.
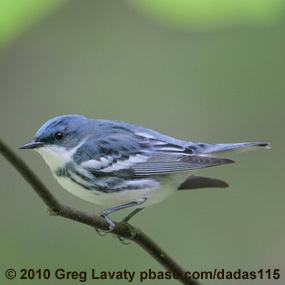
left=131, top=154, right=234, bottom=176
left=188, top=141, right=270, bottom=154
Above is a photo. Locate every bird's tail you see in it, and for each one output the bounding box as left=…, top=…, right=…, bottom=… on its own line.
left=189, top=141, right=271, bottom=154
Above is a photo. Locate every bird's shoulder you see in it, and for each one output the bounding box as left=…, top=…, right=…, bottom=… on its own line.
left=72, top=121, right=192, bottom=172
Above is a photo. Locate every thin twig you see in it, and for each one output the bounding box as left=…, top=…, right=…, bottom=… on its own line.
left=0, top=139, right=200, bottom=285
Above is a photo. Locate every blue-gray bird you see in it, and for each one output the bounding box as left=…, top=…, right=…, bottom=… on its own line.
left=20, top=114, right=270, bottom=230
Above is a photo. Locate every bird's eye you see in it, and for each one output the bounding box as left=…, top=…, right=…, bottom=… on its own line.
left=54, top=132, right=64, bottom=140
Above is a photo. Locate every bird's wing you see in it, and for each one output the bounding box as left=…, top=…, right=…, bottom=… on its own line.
left=129, top=153, right=234, bottom=176
left=77, top=130, right=234, bottom=177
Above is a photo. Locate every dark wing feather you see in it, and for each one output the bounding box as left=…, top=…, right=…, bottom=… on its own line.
left=131, top=153, right=234, bottom=176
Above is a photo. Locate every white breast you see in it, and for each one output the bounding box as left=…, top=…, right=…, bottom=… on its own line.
left=35, top=145, right=180, bottom=208
left=35, top=141, right=85, bottom=171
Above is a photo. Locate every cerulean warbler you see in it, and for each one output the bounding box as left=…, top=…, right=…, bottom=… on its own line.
left=20, top=114, right=270, bottom=230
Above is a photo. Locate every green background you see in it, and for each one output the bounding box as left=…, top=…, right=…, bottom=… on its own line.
left=0, top=1, right=284, bottom=284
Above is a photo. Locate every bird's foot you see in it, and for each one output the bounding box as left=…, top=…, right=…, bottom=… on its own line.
left=94, top=211, right=116, bottom=236
left=100, top=213, right=116, bottom=231
left=112, top=220, right=139, bottom=245
left=116, top=235, right=132, bottom=245
left=94, top=214, right=115, bottom=236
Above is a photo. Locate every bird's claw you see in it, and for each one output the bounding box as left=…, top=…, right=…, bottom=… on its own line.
left=94, top=214, right=115, bottom=236
left=101, top=214, right=115, bottom=232
left=95, top=211, right=138, bottom=244
left=112, top=221, right=138, bottom=245
left=116, top=235, right=132, bottom=245
left=100, top=213, right=115, bottom=231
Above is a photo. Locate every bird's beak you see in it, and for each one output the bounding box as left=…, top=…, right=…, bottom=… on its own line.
left=19, top=140, right=44, bottom=150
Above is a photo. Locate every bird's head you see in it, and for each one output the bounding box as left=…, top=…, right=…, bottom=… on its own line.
left=20, top=114, right=89, bottom=169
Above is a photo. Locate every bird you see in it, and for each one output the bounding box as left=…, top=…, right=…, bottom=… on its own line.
left=20, top=114, right=270, bottom=230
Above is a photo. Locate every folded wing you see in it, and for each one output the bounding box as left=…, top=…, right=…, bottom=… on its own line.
left=78, top=130, right=234, bottom=177
left=130, top=153, right=234, bottom=176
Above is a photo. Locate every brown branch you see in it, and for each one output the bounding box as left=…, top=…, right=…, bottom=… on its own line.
left=0, top=139, right=200, bottom=285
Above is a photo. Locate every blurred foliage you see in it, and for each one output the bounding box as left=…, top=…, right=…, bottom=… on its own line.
left=129, top=0, right=285, bottom=28
left=1, top=0, right=285, bottom=48
left=0, top=0, right=65, bottom=46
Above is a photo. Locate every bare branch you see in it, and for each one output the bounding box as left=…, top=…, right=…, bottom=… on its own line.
left=0, top=139, right=200, bottom=285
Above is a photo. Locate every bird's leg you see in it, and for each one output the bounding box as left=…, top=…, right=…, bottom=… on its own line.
left=121, top=207, right=144, bottom=224
left=99, top=199, right=146, bottom=230
left=96, top=198, right=146, bottom=238
left=117, top=207, right=145, bottom=245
